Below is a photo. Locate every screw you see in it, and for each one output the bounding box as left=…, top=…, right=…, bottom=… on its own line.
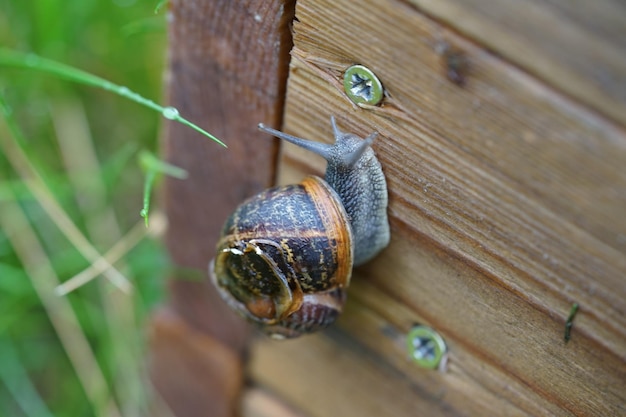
left=343, top=65, right=384, bottom=106
left=407, top=325, right=447, bottom=369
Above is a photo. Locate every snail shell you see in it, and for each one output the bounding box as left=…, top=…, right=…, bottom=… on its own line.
left=212, top=176, right=353, bottom=337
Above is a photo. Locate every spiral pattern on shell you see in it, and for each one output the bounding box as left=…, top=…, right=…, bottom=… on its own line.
left=210, top=176, right=353, bottom=338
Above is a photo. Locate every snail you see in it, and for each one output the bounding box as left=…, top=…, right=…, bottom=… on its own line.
left=209, top=116, right=389, bottom=338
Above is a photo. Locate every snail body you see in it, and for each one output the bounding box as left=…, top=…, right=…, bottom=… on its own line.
left=210, top=116, right=389, bottom=338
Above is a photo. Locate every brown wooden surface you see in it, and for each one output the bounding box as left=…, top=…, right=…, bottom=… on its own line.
left=408, top=0, right=626, bottom=126
left=248, top=0, right=626, bottom=416
left=242, top=388, right=305, bottom=417
left=150, top=309, right=243, bottom=417
left=153, top=0, right=295, bottom=416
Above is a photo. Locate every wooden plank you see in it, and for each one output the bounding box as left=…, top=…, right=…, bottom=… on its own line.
left=242, top=388, right=305, bottom=417
left=251, top=278, right=570, bottom=417
left=407, top=0, right=626, bottom=125
left=155, top=1, right=295, bottom=416
left=162, top=0, right=293, bottom=346
left=150, top=309, right=243, bottom=417
left=250, top=0, right=626, bottom=415
left=251, top=330, right=466, bottom=417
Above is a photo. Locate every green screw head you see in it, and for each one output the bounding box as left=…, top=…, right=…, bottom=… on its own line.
left=407, top=325, right=447, bottom=369
left=343, top=64, right=384, bottom=106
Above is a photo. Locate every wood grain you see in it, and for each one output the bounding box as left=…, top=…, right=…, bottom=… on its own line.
left=155, top=0, right=295, bottom=416
left=408, top=0, right=626, bottom=126
left=242, top=388, right=305, bottom=417
left=150, top=309, right=244, bottom=417
left=162, top=0, right=295, bottom=347
left=249, top=0, right=626, bottom=415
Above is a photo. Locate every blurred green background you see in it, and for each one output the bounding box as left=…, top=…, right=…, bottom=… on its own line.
left=0, top=0, right=171, bottom=416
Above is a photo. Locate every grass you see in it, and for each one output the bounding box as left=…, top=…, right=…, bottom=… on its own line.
left=0, top=49, right=226, bottom=148
left=0, top=1, right=183, bottom=415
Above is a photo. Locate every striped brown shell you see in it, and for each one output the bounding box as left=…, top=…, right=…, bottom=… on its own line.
left=209, top=176, right=353, bottom=338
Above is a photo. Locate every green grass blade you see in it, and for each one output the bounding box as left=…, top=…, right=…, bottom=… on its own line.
left=155, top=0, right=169, bottom=14
left=0, top=338, right=55, bottom=417
left=0, top=48, right=226, bottom=147
left=139, top=150, right=188, bottom=227
left=0, top=93, right=132, bottom=294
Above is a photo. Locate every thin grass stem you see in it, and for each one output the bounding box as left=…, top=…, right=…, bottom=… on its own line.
left=51, top=98, right=155, bottom=414
left=139, top=150, right=187, bottom=227
left=0, top=190, right=122, bottom=417
left=0, top=338, right=55, bottom=417
left=0, top=94, right=132, bottom=293
left=0, top=48, right=226, bottom=147
left=55, top=213, right=165, bottom=296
